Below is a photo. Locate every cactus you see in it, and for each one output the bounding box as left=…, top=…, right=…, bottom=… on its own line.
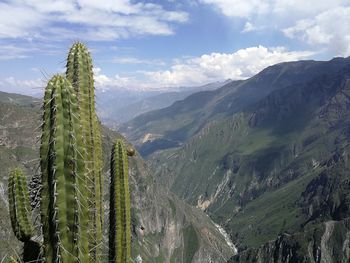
left=40, top=75, right=88, bottom=262
left=7, top=42, right=134, bottom=263
left=8, top=168, right=33, bottom=242
left=109, top=139, right=132, bottom=263
left=7, top=256, right=19, bottom=263
left=66, top=42, right=103, bottom=262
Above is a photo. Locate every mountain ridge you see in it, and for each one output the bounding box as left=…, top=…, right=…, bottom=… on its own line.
left=122, top=57, right=350, bottom=156
left=141, top=57, right=350, bottom=262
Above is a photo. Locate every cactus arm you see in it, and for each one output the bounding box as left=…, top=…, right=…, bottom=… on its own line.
left=8, top=168, right=33, bottom=242
left=109, top=140, right=131, bottom=263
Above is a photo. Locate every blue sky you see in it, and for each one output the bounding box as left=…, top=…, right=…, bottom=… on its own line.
left=0, top=0, right=349, bottom=95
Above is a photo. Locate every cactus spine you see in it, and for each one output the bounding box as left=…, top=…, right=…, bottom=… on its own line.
left=40, top=75, right=88, bottom=262
left=109, top=139, right=132, bottom=263
left=8, top=168, right=33, bottom=242
left=66, top=42, right=103, bottom=262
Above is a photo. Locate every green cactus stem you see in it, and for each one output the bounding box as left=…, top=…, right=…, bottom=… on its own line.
left=40, top=75, right=88, bottom=262
left=109, top=139, right=132, bottom=263
left=7, top=256, right=19, bottom=263
left=66, top=42, right=103, bottom=262
left=8, top=168, right=33, bottom=242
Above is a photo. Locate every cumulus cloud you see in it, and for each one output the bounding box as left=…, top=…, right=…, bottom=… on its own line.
left=201, top=0, right=349, bottom=19
left=1, top=46, right=314, bottom=93
left=283, top=7, right=350, bottom=56
left=0, top=0, right=189, bottom=41
left=144, top=45, right=314, bottom=87
left=200, top=0, right=350, bottom=56
left=93, top=67, right=144, bottom=91
left=0, top=76, right=44, bottom=96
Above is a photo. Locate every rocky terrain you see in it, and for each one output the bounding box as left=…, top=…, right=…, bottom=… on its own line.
left=123, top=58, right=350, bottom=262
left=0, top=91, right=235, bottom=262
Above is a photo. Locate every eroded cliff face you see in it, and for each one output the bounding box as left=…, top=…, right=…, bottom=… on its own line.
left=229, top=218, right=350, bottom=263
left=124, top=153, right=235, bottom=262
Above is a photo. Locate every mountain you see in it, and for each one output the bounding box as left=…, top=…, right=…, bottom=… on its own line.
left=122, top=58, right=350, bottom=156
left=97, top=81, right=228, bottom=126
left=143, top=58, right=350, bottom=261
left=0, top=91, right=235, bottom=262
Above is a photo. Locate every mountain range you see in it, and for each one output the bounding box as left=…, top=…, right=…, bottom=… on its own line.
left=121, top=57, right=350, bottom=262
left=96, top=81, right=229, bottom=127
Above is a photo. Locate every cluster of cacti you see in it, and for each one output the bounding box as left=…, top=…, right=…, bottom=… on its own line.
left=8, top=42, right=133, bottom=263
left=109, top=140, right=132, bottom=263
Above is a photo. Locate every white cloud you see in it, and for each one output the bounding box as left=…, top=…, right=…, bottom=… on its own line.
left=283, top=7, right=350, bottom=56
left=200, top=1, right=350, bottom=56
left=200, top=0, right=269, bottom=18
left=143, top=46, right=314, bottom=87
left=1, top=46, right=314, bottom=93
left=111, top=57, right=165, bottom=66
left=0, top=76, right=44, bottom=96
left=0, top=0, right=189, bottom=41
left=242, top=22, right=256, bottom=33
left=0, top=45, right=33, bottom=60
left=93, top=67, right=143, bottom=91
left=201, top=0, right=349, bottom=19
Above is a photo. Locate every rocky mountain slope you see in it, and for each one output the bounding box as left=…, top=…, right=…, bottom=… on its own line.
left=142, top=58, right=350, bottom=261
left=122, top=58, right=350, bottom=156
left=0, top=91, right=235, bottom=262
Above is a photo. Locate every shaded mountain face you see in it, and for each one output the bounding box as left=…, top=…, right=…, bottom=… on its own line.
left=142, top=58, right=350, bottom=261
left=122, top=58, right=350, bottom=156
left=0, top=91, right=235, bottom=262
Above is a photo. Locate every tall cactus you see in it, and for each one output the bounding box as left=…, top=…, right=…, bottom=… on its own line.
left=66, top=42, right=103, bottom=262
left=8, top=168, right=33, bottom=242
left=40, top=75, right=88, bottom=262
left=109, top=139, right=132, bottom=263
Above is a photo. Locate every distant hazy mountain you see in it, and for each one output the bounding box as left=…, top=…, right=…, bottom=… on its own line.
left=125, top=57, right=350, bottom=262
left=96, top=81, right=230, bottom=126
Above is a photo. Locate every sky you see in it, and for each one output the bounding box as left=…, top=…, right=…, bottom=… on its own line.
left=0, top=0, right=350, bottom=95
